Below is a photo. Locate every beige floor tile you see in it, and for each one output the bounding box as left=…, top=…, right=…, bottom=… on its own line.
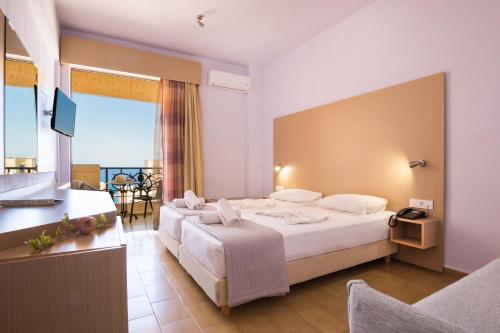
left=239, top=323, right=284, bottom=333
left=160, top=317, right=201, bottom=333
left=204, top=321, right=242, bottom=333
left=145, top=280, right=177, bottom=303
left=258, top=304, right=309, bottom=332
left=186, top=300, right=226, bottom=328
left=136, top=259, right=161, bottom=273
left=276, top=291, right=315, bottom=312
left=128, top=280, right=147, bottom=298
left=292, top=325, right=322, bottom=333
left=125, top=231, right=461, bottom=333
left=128, top=295, right=154, bottom=320
left=141, top=269, right=168, bottom=286
left=298, top=307, right=348, bottom=333
left=152, top=298, right=190, bottom=325
left=317, top=295, right=348, bottom=321
left=128, top=315, right=161, bottom=333
left=175, top=284, right=210, bottom=305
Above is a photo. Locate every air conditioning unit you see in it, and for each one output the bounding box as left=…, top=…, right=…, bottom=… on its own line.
left=208, top=70, right=251, bottom=92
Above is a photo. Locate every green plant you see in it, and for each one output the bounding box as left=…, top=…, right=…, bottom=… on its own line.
left=25, top=230, right=55, bottom=252
left=60, top=213, right=76, bottom=235
left=95, top=213, right=109, bottom=229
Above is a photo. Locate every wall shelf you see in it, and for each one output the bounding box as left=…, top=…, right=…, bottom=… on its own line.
left=390, top=217, right=438, bottom=250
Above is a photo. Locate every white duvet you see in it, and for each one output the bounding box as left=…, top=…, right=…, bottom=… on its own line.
left=181, top=206, right=394, bottom=278
left=159, top=198, right=312, bottom=241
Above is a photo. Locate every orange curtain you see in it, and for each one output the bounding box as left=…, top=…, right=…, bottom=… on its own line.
left=154, top=79, right=204, bottom=207
left=163, top=80, right=185, bottom=201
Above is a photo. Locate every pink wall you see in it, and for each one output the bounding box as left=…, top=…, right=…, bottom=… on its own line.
left=261, top=0, right=500, bottom=273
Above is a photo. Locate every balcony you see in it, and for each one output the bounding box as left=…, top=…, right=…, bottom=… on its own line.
left=72, top=165, right=159, bottom=231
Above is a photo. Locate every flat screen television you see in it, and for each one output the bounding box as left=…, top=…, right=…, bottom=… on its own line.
left=51, top=87, right=76, bottom=137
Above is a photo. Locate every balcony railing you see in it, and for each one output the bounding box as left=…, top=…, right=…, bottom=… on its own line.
left=5, top=166, right=38, bottom=174
left=100, top=167, right=155, bottom=191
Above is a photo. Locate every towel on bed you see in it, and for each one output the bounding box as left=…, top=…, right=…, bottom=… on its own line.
left=184, top=190, right=204, bottom=210
left=199, top=209, right=241, bottom=225
left=166, top=202, right=216, bottom=216
left=256, top=209, right=329, bottom=225
left=217, top=198, right=241, bottom=226
left=190, top=218, right=289, bottom=306
left=173, top=197, right=205, bottom=208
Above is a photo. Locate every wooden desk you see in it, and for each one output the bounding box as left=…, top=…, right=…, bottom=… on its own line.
left=0, top=182, right=117, bottom=250
left=0, top=183, right=127, bottom=333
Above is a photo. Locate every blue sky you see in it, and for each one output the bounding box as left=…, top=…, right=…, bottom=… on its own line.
left=71, top=93, right=156, bottom=167
left=4, top=86, right=37, bottom=158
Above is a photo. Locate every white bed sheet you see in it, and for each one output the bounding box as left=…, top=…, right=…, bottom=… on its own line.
left=159, top=199, right=309, bottom=242
left=181, top=206, right=394, bottom=278
left=159, top=205, right=185, bottom=241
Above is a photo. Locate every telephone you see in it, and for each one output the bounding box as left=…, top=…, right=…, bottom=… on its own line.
left=396, top=208, right=427, bottom=220
left=388, top=208, right=427, bottom=227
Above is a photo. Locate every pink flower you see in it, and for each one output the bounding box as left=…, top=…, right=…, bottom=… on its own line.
left=75, top=216, right=96, bottom=235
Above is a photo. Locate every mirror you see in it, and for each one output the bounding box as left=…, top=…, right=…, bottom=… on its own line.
left=4, top=19, right=38, bottom=174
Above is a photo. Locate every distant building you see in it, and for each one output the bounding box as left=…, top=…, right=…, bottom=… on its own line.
left=5, top=157, right=37, bottom=173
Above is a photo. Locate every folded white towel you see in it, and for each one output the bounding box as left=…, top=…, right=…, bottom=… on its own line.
left=184, top=190, right=204, bottom=210
left=173, top=197, right=205, bottom=208
left=199, top=209, right=241, bottom=225
left=199, top=211, right=221, bottom=224
left=173, top=198, right=187, bottom=208
left=217, top=198, right=241, bottom=226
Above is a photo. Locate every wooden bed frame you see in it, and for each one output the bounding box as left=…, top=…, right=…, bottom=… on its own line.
left=178, top=239, right=397, bottom=315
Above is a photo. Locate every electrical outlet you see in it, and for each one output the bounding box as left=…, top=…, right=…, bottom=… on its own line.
left=275, top=185, right=285, bottom=192
left=409, top=198, right=434, bottom=210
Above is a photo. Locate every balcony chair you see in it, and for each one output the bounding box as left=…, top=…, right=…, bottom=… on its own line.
left=129, top=171, right=155, bottom=223
left=110, top=172, right=136, bottom=220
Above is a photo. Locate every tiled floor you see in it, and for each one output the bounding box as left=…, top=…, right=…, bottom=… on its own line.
left=123, top=215, right=155, bottom=233
left=126, top=230, right=463, bottom=333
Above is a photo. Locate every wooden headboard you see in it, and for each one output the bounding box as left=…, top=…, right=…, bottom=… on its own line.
left=274, top=73, right=444, bottom=271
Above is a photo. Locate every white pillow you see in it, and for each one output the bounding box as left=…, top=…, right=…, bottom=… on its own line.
left=270, top=189, right=322, bottom=203
left=317, top=194, right=387, bottom=214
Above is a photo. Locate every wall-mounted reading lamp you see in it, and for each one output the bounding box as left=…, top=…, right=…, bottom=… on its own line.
left=409, top=160, right=426, bottom=168
left=274, top=165, right=282, bottom=173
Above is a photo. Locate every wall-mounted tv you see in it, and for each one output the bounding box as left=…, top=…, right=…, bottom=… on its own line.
left=51, top=87, right=76, bottom=137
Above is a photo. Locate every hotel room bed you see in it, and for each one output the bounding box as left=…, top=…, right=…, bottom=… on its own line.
left=158, top=198, right=311, bottom=257
left=177, top=206, right=398, bottom=313
left=181, top=207, right=395, bottom=278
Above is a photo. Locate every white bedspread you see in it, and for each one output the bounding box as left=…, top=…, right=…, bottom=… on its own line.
left=181, top=206, right=394, bottom=278
left=160, top=199, right=311, bottom=241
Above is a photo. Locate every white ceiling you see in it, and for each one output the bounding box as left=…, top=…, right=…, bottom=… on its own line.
left=55, top=0, right=374, bottom=65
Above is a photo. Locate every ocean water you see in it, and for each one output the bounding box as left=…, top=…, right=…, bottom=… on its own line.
left=100, top=168, right=142, bottom=184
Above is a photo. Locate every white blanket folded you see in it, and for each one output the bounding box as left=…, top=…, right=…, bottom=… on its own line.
left=217, top=198, right=241, bottom=226
left=256, top=209, right=329, bottom=225
left=173, top=197, right=205, bottom=208
left=229, top=199, right=277, bottom=210
left=199, top=209, right=241, bottom=225
left=184, top=190, right=204, bottom=210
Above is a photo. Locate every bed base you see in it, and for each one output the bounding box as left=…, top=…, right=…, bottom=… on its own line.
left=158, top=226, right=180, bottom=259
left=178, top=239, right=397, bottom=316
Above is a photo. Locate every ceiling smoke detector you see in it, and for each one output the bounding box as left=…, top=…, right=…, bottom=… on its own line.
left=196, top=14, right=205, bottom=28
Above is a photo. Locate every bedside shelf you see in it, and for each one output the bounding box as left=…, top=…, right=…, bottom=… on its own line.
left=390, top=217, right=438, bottom=250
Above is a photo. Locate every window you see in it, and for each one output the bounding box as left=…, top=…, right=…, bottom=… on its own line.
left=70, top=69, right=159, bottom=188
left=4, top=60, right=37, bottom=174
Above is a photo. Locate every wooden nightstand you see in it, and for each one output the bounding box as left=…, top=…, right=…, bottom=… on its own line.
left=390, top=217, right=438, bottom=250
